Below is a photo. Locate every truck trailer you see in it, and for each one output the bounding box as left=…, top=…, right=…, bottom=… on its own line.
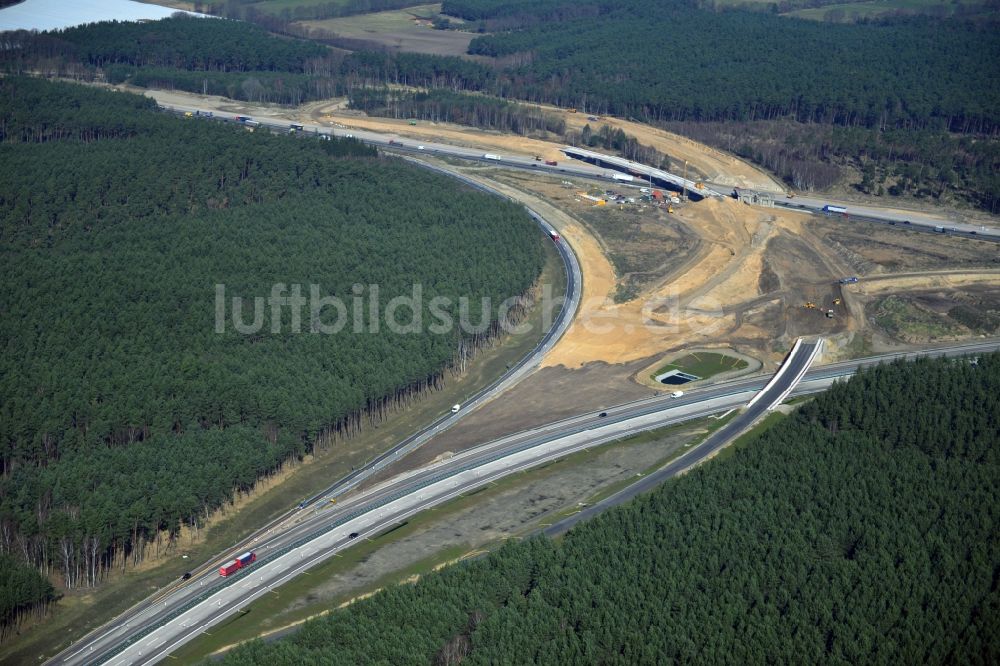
left=822, top=205, right=847, bottom=214
left=483, top=153, right=501, bottom=161
left=611, top=173, right=635, bottom=182
left=219, top=551, right=257, bottom=576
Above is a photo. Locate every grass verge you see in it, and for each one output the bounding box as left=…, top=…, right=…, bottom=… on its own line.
left=0, top=238, right=565, bottom=665
left=169, top=416, right=713, bottom=661
left=711, top=411, right=786, bottom=464
left=652, top=351, right=749, bottom=381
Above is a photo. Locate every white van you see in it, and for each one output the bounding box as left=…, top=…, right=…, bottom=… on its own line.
left=670, top=391, right=684, bottom=398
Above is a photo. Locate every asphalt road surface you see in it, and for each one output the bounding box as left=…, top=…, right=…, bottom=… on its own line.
left=48, top=104, right=1000, bottom=665
left=160, top=105, right=999, bottom=240
left=50, top=340, right=999, bottom=666
left=296, top=159, right=584, bottom=505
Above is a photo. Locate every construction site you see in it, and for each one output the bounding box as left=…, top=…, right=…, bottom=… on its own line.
left=136, top=87, right=1000, bottom=437
left=64, top=86, right=992, bottom=664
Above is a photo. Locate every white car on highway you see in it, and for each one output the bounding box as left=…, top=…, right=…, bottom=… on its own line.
left=671, top=390, right=684, bottom=398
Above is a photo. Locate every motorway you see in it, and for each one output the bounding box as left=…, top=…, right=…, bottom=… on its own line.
left=769, top=195, right=999, bottom=240
left=157, top=103, right=999, bottom=241
left=48, top=105, right=1000, bottom=665
left=296, top=159, right=584, bottom=504
left=48, top=130, right=586, bottom=666
left=51, top=340, right=999, bottom=665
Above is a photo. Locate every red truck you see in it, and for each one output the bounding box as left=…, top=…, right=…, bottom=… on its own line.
left=548, top=229, right=560, bottom=242
left=545, top=160, right=558, bottom=166
left=219, top=551, right=256, bottom=576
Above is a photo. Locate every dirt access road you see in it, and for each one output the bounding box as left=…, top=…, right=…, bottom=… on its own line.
left=135, top=85, right=999, bottom=451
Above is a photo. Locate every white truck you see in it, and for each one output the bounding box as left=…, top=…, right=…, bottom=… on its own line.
left=611, top=173, right=635, bottom=182
left=483, top=154, right=501, bottom=161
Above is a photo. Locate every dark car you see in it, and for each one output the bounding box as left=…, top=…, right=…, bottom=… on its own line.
left=182, top=572, right=192, bottom=580
left=349, top=532, right=359, bottom=539
left=598, top=412, right=608, bottom=418
left=888, top=220, right=896, bottom=225
left=903, top=220, right=911, bottom=225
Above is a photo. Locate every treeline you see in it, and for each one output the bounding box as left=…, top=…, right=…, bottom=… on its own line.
left=0, top=555, right=57, bottom=640
left=7, top=15, right=327, bottom=71
left=108, top=65, right=344, bottom=105
left=666, top=120, right=1000, bottom=210
left=0, top=18, right=495, bottom=105
left=221, top=353, right=1000, bottom=665
left=0, top=16, right=339, bottom=104
left=464, top=5, right=1000, bottom=134
left=347, top=87, right=672, bottom=167
left=442, top=0, right=621, bottom=22
left=437, top=0, right=1000, bottom=208
left=193, top=0, right=420, bottom=22
left=568, top=123, right=673, bottom=169
left=0, top=79, right=544, bottom=597
left=348, top=88, right=565, bottom=136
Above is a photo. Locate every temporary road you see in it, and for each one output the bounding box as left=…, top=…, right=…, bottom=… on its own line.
left=49, top=340, right=999, bottom=665
left=47, top=103, right=1000, bottom=664
left=157, top=104, right=1000, bottom=241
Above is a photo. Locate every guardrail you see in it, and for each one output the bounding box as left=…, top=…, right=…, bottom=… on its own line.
left=90, top=109, right=583, bottom=666
left=94, top=338, right=999, bottom=664
left=745, top=338, right=803, bottom=409
left=766, top=339, right=823, bottom=410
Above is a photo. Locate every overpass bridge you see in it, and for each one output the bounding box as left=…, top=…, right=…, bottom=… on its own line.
left=560, top=145, right=726, bottom=199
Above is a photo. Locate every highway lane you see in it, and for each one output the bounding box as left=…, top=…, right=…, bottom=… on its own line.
left=773, top=193, right=999, bottom=238
left=46, top=106, right=586, bottom=666
left=296, top=159, right=584, bottom=505
left=53, top=340, right=999, bottom=665
left=161, top=104, right=1000, bottom=241
left=56, top=103, right=1000, bottom=663
left=51, top=111, right=587, bottom=666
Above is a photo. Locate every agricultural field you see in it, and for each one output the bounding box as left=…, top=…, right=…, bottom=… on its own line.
left=783, top=0, right=996, bottom=22
left=708, top=0, right=995, bottom=21
left=296, top=3, right=479, bottom=56
left=247, top=0, right=353, bottom=15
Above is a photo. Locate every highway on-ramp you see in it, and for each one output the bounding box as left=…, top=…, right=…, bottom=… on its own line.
left=52, top=102, right=1000, bottom=665
left=49, top=340, right=999, bottom=665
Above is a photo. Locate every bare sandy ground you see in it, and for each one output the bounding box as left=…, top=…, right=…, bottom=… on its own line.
left=853, top=271, right=1000, bottom=295
left=312, top=101, right=784, bottom=192
left=557, top=111, right=786, bottom=192
left=138, top=88, right=992, bottom=369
